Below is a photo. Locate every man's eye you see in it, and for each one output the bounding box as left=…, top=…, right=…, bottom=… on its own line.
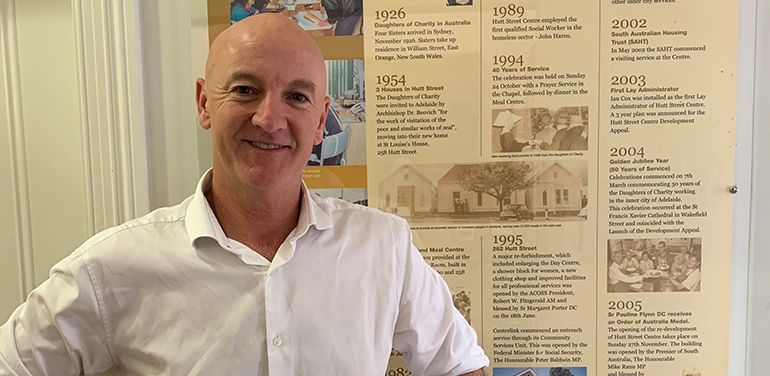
left=234, top=86, right=254, bottom=95
left=290, top=93, right=308, bottom=102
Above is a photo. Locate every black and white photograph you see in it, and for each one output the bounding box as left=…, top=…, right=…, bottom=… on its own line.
left=491, top=106, right=589, bottom=154
left=307, top=59, right=366, bottom=166
left=376, top=161, right=588, bottom=223
left=607, top=238, right=702, bottom=293
left=447, top=0, right=473, bottom=5
left=450, top=288, right=471, bottom=324
left=229, top=0, right=363, bottom=36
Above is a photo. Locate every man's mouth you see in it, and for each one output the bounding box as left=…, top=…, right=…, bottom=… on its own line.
left=247, top=141, right=286, bottom=150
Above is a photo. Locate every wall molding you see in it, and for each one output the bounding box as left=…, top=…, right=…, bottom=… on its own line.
left=71, top=0, right=150, bottom=234
left=0, top=0, right=35, bottom=296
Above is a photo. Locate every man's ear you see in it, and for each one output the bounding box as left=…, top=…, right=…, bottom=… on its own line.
left=313, top=96, right=331, bottom=145
left=196, top=78, right=211, bottom=130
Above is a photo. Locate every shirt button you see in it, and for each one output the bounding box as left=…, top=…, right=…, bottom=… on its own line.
left=269, top=270, right=276, bottom=277
left=273, top=336, right=282, bottom=346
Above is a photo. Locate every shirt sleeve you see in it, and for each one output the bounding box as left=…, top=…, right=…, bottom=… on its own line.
left=391, top=221, right=489, bottom=376
left=681, top=269, right=701, bottom=291
left=0, top=250, right=115, bottom=375
left=608, top=264, right=643, bottom=284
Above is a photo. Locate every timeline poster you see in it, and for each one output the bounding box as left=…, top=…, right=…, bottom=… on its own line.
left=363, top=0, right=738, bottom=375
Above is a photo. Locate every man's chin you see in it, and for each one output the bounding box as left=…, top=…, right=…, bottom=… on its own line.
left=239, top=165, right=302, bottom=189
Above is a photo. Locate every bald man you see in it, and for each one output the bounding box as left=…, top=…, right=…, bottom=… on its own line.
left=0, top=15, right=488, bottom=376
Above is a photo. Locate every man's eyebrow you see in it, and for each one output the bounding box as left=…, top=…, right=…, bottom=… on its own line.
left=222, top=71, right=262, bottom=88
left=287, top=79, right=317, bottom=94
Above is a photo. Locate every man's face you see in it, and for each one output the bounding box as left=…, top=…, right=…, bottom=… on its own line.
left=687, top=255, right=698, bottom=269
left=612, top=251, right=624, bottom=264
left=658, top=243, right=667, bottom=253
left=197, top=28, right=329, bottom=190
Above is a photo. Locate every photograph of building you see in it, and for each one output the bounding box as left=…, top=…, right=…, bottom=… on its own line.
left=376, top=161, right=587, bottom=223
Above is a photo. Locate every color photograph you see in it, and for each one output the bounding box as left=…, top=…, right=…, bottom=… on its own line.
left=229, top=0, right=363, bottom=36
left=308, top=59, right=366, bottom=166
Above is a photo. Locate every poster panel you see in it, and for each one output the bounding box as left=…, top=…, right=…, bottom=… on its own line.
left=207, top=0, right=738, bottom=374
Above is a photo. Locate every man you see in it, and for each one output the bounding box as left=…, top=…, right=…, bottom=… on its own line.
left=668, top=253, right=701, bottom=292
left=655, top=241, right=676, bottom=269
left=608, top=250, right=643, bottom=292
left=533, top=112, right=555, bottom=145
left=539, top=114, right=569, bottom=151
left=0, top=15, right=487, bottom=375
left=559, top=115, right=587, bottom=151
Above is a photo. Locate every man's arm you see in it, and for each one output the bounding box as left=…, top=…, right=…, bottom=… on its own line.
left=608, top=264, right=642, bottom=284
left=0, top=250, right=114, bottom=375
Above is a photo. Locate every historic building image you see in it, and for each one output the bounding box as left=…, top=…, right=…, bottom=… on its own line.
left=376, top=161, right=587, bottom=222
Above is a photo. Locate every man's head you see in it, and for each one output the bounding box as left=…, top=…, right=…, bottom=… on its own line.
left=687, top=253, right=701, bottom=269
left=196, top=14, right=329, bottom=193
left=657, top=241, right=667, bottom=253
left=555, top=115, right=569, bottom=130
left=611, top=250, right=624, bottom=264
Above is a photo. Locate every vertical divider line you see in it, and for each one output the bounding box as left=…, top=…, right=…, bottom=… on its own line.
left=1, top=0, right=36, bottom=295
left=595, top=0, right=603, bottom=372
left=480, top=235, right=484, bottom=345
left=477, top=0, right=484, bottom=158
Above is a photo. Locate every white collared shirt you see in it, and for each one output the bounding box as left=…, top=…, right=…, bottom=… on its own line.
left=0, top=171, right=488, bottom=375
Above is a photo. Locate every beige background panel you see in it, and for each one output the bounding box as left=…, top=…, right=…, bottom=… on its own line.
left=597, top=0, right=738, bottom=375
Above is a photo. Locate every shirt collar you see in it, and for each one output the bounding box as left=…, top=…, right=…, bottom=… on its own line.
left=185, top=168, right=334, bottom=251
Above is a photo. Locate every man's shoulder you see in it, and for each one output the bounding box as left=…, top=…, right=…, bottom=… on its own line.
left=311, top=194, right=408, bottom=229
left=79, top=196, right=193, bottom=253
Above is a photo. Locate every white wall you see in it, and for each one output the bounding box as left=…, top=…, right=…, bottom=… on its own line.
left=139, top=1, right=202, bottom=208
left=0, top=0, right=89, bottom=319
left=0, top=0, right=207, bottom=322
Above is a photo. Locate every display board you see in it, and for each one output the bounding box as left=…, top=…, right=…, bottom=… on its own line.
left=209, top=1, right=738, bottom=375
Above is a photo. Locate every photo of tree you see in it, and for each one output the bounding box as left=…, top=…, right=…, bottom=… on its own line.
left=376, top=161, right=588, bottom=224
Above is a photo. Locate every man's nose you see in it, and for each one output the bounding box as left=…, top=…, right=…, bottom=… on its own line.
left=251, top=94, right=288, bottom=133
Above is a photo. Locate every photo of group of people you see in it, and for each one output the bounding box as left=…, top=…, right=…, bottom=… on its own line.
left=491, top=106, right=589, bottom=154
left=607, top=238, right=702, bottom=293
left=376, top=161, right=588, bottom=223
left=229, top=0, right=363, bottom=36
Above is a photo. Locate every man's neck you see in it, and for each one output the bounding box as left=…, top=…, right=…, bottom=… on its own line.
left=206, top=171, right=302, bottom=262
